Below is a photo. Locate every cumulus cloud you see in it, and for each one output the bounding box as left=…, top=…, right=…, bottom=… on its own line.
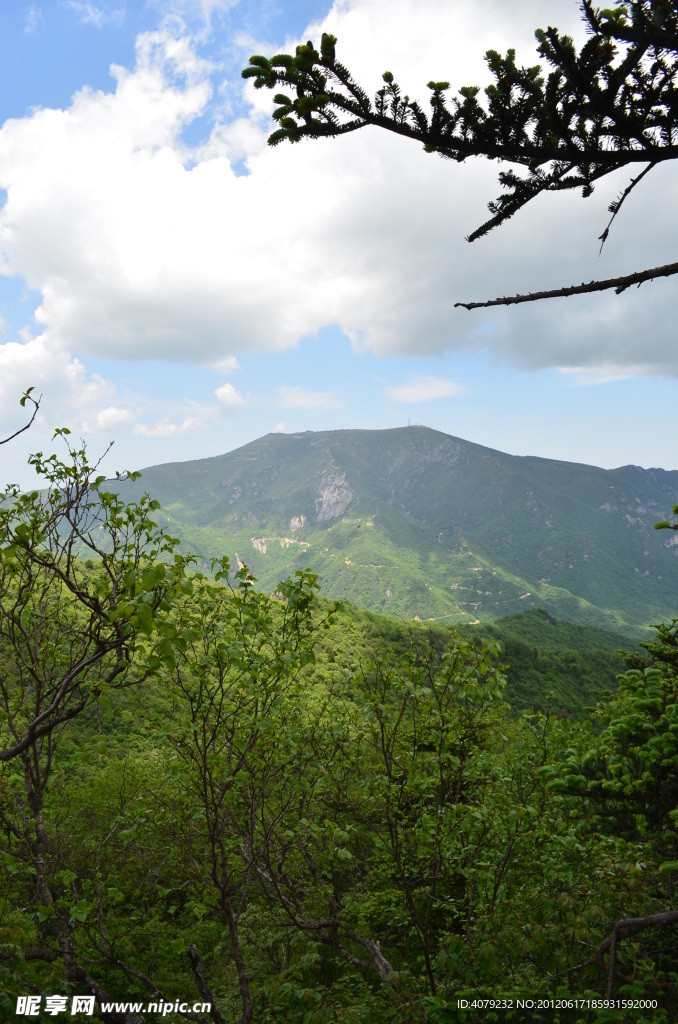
left=384, top=376, right=466, bottom=403
left=0, top=0, right=676, bottom=377
left=134, top=414, right=203, bottom=437
left=0, top=333, right=134, bottom=486
left=214, top=381, right=245, bottom=406
left=277, top=386, right=342, bottom=412
left=90, top=405, right=137, bottom=431
left=0, top=335, right=113, bottom=430
left=210, top=355, right=240, bottom=373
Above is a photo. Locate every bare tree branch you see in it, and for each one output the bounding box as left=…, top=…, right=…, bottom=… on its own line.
left=596, top=910, right=678, bottom=998
left=455, top=261, right=678, bottom=310
left=187, top=944, right=227, bottom=1024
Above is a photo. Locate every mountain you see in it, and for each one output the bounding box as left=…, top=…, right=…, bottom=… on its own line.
left=464, top=608, right=629, bottom=716
left=116, top=426, right=678, bottom=633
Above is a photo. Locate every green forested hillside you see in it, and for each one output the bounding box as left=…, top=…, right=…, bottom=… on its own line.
left=57, top=604, right=628, bottom=772
left=4, top=570, right=676, bottom=1023
left=300, top=603, right=628, bottom=720
left=114, top=426, right=678, bottom=634
left=2, top=438, right=677, bottom=1024
left=474, top=607, right=632, bottom=652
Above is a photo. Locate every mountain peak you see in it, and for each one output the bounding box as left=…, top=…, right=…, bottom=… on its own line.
left=119, top=427, right=678, bottom=633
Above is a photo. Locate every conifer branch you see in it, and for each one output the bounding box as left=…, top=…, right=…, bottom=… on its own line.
left=245, top=3, right=678, bottom=304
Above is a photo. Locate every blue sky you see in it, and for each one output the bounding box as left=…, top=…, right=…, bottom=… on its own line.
left=1, top=0, right=676, bottom=488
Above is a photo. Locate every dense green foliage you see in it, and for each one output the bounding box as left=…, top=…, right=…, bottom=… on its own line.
left=303, top=603, right=628, bottom=720
left=1, top=440, right=677, bottom=1023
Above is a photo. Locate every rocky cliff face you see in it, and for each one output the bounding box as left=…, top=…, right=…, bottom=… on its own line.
left=315, top=471, right=355, bottom=521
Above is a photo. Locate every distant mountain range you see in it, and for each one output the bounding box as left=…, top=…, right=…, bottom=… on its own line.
left=117, top=426, right=678, bottom=634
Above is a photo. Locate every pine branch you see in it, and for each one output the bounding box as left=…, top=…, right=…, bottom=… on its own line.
left=245, top=5, right=678, bottom=300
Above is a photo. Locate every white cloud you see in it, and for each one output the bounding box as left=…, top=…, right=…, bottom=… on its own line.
left=149, top=0, right=237, bottom=30
left=214, top=381, right=245, bottom=406
left=0, top=335, right=112, bottom=428
left=133, top=414, right=203, bottom=437
left=556, top=364, right=654, bottom=387
left=61, top=2, right=125, bottom=28
left=24, top=4, right=45, bottom=34
left=210, top=355, right=240, bottom=373
left=384, top=375, right=466, bottom=403
left=0, top=332, right=133, bottom=487
left=92, top=405, right=137, bottom=430
left=277, top=386, right=342, bottom=412
left=269, top=420, right=287, bottom=433
left=1, top=0, right=676, bottom=378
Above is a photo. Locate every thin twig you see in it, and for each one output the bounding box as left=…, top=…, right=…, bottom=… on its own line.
left=1, top=391, right=41, bottom=446
left=599, top=162, right=656, bottom=254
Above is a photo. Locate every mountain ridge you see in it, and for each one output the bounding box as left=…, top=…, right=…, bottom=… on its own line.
left=115, top=425, right=678, bottom=633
